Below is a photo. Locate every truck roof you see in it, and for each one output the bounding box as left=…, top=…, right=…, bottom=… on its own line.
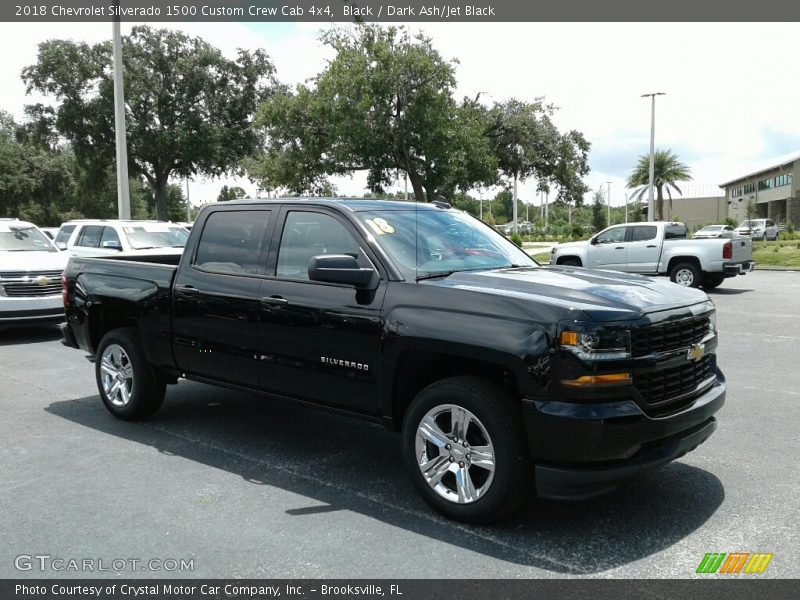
left=207, top=198, right=447, bottom=212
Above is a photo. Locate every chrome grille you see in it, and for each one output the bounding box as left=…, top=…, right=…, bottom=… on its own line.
left=0, top=270, right=63, bottom=297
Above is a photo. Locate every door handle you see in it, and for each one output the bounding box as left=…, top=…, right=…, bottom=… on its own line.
left=614, top=246, right=625, bottom=250
left=176, top=284, right=198, bottom=296
left=646, top=245, right=658, bottom=248
left=260, top=295, right=288, bottom=306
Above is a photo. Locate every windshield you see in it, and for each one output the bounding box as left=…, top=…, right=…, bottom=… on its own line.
left=122, top=224, right=189, bottom=249
left=356, top=209, right=536, bottom=279
left=740, top=220, right=762, bottom=227
left=0, top=227, right=56, bottom=252
left=701, top=226, right=723, bottom=231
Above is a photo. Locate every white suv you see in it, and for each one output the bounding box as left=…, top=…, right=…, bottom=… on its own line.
left=0, top=218, right=68, bottom=329
left=57, top=220, right=190, bottom=257
left=735, top=219, right=779, bottom=241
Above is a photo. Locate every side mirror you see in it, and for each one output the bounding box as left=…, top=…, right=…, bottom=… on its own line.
left=55, top=242, right=67, bottom=251
left=101, top=240, right=122, bottom=250
left=308, top=255, right=379, bottom=290
left=589, top=236, right=598, bottom=245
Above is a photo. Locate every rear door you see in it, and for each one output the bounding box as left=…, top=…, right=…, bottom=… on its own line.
left=172, top=208, right=274, bottom=387
left=587, top=225, right=628, bottom=270
left=256, top=206, right=386, bottom=413
left=625, top=224, right=660, bottom=273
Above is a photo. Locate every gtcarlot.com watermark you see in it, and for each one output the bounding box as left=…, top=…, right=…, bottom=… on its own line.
left=15, top=554, right=195, bottom=573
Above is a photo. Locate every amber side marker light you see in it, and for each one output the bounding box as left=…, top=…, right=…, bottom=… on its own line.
left=561, top=373, right=632, bottom=387
left=560, top=331, right=579, bottom=346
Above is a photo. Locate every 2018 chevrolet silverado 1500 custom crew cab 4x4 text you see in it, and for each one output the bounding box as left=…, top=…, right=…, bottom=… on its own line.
left=61, top=200, right=725, bottom=523
left=550, top=221, right=753, bottom=289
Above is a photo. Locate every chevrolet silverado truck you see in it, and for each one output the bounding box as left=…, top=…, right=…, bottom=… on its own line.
left=61, top=199, right=725, bottom=523
left=550, top=222, right=753, bottom=289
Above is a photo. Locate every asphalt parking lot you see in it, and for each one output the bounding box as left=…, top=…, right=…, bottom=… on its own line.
left=1, top=270, right=799, bottom=579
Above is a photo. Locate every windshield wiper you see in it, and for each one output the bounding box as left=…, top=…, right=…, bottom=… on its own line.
left=416, top=265, right=523, bottom=282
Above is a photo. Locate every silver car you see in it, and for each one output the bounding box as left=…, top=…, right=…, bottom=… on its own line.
left=735, top=219, right=779, bottom=241
left=693, top=225, right=735, bottom=239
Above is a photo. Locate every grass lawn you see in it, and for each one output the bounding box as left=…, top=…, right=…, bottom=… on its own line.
left=530, top=251, right=552, bottom=264
left=752, top=240, right=800, bottom=269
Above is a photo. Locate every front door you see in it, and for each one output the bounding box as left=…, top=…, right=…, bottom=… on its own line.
left=257, top=208, right=386, bottom=413
left=588, top=225, right=628, bottom=270
left=172, top=208, right=273, bottom=388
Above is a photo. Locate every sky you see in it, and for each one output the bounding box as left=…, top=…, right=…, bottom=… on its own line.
left=1, top=20, right=799, bottom=210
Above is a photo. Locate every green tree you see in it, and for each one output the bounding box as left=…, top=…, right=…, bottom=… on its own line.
left=626, top=149, right=692, bottom=221
left=251, top=25, right=496, bottom=202
left=591, top=190, right=606, bottom=232
left=23, top=25, right=277, bottom=221
left=485, top=99, right=590, bottom=209
left=217, top=185, right=247, bottom=202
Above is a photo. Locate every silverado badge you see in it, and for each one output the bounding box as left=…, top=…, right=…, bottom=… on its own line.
left=687, top=343, right=705, bottom=362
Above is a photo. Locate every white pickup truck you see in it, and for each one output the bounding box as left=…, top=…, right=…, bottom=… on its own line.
left=550, top=222, right=753, bottom=289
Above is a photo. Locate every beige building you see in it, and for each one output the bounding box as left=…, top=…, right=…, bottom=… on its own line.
left=665, top=196, right=729, bottom=231
left=720, top=155, right=799, bottom=228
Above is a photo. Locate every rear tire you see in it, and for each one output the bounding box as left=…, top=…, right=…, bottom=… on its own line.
left=401, top=376, right=531, bottom=524
left=95, top=327, right=165, bottom=420
left=669, top=262, right=701, bottom=288
left=702, top=273, right=725, bottom=290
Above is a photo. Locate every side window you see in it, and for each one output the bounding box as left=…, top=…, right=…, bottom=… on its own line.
left=77, top=225, right=103, bottom=248
left=55, top=225, right=75, bottom=245
left=767, top=220, right=775, bottom=227
left=596, top=227, right=626, bottom=244
left=631, top=225, right=657, bottom=242
left=276, top=211, right=362, bottom=280
left=100, top=227, right=121, bottom=248
left=194, top=210, right=271, bottom=275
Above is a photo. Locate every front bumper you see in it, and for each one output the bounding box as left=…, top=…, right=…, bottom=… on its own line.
left=523, top=374, right=725, bottom=500
left=723, top=261, right=754, bottom=277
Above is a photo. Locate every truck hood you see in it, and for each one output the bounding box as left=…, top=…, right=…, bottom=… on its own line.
left=0, top=250, right=69, bottom=272
left=425, top=265, right=709, bottom=321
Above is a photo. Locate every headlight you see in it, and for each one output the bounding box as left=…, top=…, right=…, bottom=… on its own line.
left=560, top=327, right=631, bottom=360
left=708, top=311, right=716, bottom=333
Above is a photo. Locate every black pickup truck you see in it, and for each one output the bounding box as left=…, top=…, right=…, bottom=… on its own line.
left=61, top=199, right=725, bottom=523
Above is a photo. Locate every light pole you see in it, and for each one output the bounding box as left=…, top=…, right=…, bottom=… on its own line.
left=112, top=1, right=130, bottom=219
left=512, top=144, right=524, bottom=235
left=185, top=177, right=191, bottom=222
left=624, top=192, right=628, bottom=223
left=606, top=181, right=612, bottom=226
left=641, top=92, right=665, bottom=221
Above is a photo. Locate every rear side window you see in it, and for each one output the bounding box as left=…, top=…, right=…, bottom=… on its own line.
left=664, top=225, right=687, bottom=239
left=76, top=225, right=103, bottom=247
left=631, top=225, right=657, bottom=242
left=55, top=225, right=75, bottom=245
left=194, top=211, right=270, bottom=275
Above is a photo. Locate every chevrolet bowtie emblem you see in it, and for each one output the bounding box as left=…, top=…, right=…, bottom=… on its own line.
left=35, top=276, right=51, bottom=286
left=687, top=343, right=705, bottom=362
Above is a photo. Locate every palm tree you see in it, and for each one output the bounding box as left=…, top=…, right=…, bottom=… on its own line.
left=626, top=149, right=692, bottom=221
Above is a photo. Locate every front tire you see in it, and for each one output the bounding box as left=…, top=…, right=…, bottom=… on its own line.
left=96, top=327, right=165, bottom=420
left=702, top=273, right=725, bottom=290
left=401, top=376, right=531, bottom=524
left=669, top=262, right=701, bottom=288
left=558, top=257, right=582, bottom=267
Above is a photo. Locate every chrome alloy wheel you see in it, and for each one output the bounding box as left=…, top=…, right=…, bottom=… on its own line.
left=674, top=268, right=695, bottom=286
left=415, top=404, right=496, bottom=504
left=100, top=344, right=133, bottom=407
